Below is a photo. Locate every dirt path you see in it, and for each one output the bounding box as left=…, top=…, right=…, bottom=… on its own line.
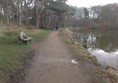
left=24, top=31, right=89, bottom=83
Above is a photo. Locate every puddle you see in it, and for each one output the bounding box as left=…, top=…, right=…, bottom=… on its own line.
left=71, top=59, right=78, bottom=64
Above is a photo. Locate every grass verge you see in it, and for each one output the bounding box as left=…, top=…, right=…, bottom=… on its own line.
left=0, top=29, right=51, bottom=83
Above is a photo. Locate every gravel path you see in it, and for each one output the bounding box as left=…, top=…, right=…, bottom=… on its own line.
left=24, top=31, right=89, bottom=83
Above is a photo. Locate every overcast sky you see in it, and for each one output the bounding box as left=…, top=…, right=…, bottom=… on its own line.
left=67, top=0, right=118, bottom=7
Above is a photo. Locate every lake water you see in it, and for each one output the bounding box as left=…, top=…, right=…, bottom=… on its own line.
left=74, top=29, right=118, bottom=69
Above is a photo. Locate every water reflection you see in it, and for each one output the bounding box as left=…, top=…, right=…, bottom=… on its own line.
left=75, top=30, right=118, bottom=69
left=88, top=48, right=118, bottom=69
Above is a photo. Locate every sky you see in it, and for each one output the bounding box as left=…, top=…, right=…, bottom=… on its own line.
left=67, top=0, right=118, bottom=7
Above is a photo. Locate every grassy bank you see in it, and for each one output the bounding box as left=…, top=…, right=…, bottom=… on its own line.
left=59, top=29, right=111, bottom=83
left=0, top=29, right=51, bottom=83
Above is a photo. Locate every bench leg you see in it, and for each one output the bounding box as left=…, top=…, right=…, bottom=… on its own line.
left=27, top=40, right=31, bottom=45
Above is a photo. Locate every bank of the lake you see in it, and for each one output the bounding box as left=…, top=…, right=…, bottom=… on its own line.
left=73, top=29, right=118, bottom=69
left=60, top=29, right=118, bottom=83
left=0, top=28, right=51, bottom=83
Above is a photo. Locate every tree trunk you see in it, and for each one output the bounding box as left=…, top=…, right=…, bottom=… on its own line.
left=6, top=1, right=9, bottom=24
left=17, top=0, right=19, bottom=23
left=35, top=0, right=40, bottom=28
left=6, top=14, right=9, bottom=24
left=25, top=0, right=29, bottom=25
left=19, top=0, right=23, bottom=26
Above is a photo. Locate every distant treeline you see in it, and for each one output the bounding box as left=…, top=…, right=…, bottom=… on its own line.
left=0, top=0, right=118, bottom=29
left=72, top=3, right=118, bottom=29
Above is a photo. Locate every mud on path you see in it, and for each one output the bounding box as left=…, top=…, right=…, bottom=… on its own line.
left=23, top=31, right=90, bottom=83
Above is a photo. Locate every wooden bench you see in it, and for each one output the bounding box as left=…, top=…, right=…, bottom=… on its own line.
left=18, top=36, right=32, bottom=44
